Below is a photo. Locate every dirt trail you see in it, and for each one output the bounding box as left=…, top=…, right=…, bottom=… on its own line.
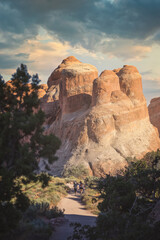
left=50, top=190, right=97, bottom=240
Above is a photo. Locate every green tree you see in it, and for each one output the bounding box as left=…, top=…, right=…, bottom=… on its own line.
left=95, top=149, right=160, bottom=240
left=70, top=150, right=160, bottom=240
left=0, top=64, right=61, bottom=235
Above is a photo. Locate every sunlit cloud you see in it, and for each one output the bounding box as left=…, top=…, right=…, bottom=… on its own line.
left=99, top=38, right=152, bottom=61
left=0, top=0, right=160, bottom=101
left=0, top=30, right=103, bottom=82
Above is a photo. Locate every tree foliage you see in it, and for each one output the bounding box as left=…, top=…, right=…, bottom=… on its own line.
left=0, top=64, right=61, bottom=235
left=94, top=149, right=160, bottom=240
left=70, top=150, right=160, bottom=240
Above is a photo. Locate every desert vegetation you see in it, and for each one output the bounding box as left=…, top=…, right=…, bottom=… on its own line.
left=23, top=176, right=69, bottom=206
left=0, top=65, right=62, bottom=239
left=81, top=176, right=101, bottom=215
left=62, top=164, right=89, bottom=179
left=70, top=149, right=160, bottom=240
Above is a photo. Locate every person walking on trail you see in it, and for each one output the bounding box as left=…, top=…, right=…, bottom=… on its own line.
left=79, top=181, right=84, bottom=195
left=73, top=181, right=78, bottom=195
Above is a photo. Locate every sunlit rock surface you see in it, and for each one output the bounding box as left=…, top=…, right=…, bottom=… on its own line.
left=40, top=57, right=160, bottom=177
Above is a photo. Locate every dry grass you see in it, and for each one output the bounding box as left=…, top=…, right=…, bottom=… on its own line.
left=22, top=177, right=69, bottom=207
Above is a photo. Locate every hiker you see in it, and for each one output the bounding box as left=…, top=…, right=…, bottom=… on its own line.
left=79, top=181, right=84, bottom=195
left=73, top=181, right=78, bottom=195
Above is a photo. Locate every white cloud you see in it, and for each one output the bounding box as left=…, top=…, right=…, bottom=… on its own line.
left=0, top=29, right=103, bottom=82
left=99, top=38, right=152, bottom=61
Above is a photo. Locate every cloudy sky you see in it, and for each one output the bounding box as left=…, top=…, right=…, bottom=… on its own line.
left=0, top=0, right=160, bottom=104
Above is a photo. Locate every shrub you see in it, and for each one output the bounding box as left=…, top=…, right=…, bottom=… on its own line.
left=70, top=149, right=160, bottom=240
left=21, top=218, right=52, bottom=240
left=81, top=188, right=100, bottom=215
left=23, top=177, right=68, bottom=207
left=23, top=202, right=64, bottom=221
left=62, top=164, right=89, bottom=178
left=44, top=206, right=64, bottom=219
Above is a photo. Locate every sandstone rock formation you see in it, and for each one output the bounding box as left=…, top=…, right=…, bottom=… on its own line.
left=148, top=97, right=160, bottom=136
left=92, top=70, right=120, bottom=105
left=115, top=65, right=145, bottom=104
left=37, top=84, right=48, bottom=98
left=40, top=57, right=160, bottom=177
left=47, top=56, right=98, bottom=115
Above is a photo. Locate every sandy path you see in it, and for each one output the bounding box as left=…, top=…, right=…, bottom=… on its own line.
left=50, top=190, right=97, bottom=240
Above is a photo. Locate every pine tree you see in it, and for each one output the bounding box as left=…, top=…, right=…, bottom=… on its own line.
left=0, top=64, right=61, bottom=234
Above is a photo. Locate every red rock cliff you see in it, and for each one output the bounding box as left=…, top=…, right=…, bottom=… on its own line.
left=40, top=57, right=160, bottom=177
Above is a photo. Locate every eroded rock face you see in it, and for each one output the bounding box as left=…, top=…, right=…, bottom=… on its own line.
left=116, top=65, right=146, bottom=104
left=37, top=84, right=48, bottom=98
left=47, top=56, right=98, bottom=115
left=40, top=84, right=60, bottom=121
left=92, top=70, right=120, bottom=106
left=40, top=58, right=160, bottom=177
left=48, top=56, right=81, bottom=88
left=148, top=97, right=160, bottom=136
